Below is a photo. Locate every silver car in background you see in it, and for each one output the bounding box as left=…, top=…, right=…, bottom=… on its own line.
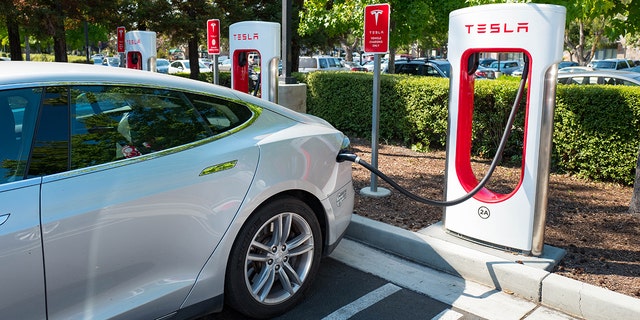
left=557, top=70, right=640, bottom=86
left=0, top=62, right=354, bottom=319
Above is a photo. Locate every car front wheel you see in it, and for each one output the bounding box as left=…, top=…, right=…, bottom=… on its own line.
left=225, top=197, right=322, bottom=319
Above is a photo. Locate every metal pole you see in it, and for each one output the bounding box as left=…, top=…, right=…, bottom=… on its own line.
left=212, top=54, right=219, bottom=85
left=361, top=54, right=390, bottom=198
left=281, top=0, right=296, bottom=84
left=370, top=53, right=381, bottom=191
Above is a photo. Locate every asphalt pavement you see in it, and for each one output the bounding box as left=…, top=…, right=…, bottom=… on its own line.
left=204, top=214, right=640, bottom=319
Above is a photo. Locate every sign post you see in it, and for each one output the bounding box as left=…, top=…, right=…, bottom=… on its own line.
left=117, top=26, right=125, bottom=67
left=361, top=3, right=391, bottom=198
left=207, top=19, right=221, bottom=84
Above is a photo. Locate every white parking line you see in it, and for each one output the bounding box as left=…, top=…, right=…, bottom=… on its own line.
left=321, top=283, right=402, bottom=320
left=331, top=239, right=538, bottom=320
left=432, top=309, right=464, bottom=320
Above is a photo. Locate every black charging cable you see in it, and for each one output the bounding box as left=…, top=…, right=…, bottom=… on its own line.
left=337, top=55, right=530, bottom=207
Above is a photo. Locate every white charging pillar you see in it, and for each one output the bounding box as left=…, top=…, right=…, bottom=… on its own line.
left=444, top=4, right=565, bottom=255
left=229, top=21, right=280, bottom=103
left=124, top=31, right=157, bottom=71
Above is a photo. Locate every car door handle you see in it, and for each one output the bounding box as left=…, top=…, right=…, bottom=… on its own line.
left=0, top=214, right=9, bottom=226
left=199, top=160, right=237, bottom=176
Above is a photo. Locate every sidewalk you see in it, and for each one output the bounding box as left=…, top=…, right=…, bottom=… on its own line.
left=344, top=214, right=640, bottom=320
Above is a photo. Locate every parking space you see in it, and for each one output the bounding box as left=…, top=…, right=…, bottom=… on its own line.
left=203, top=244, right=481, bottom=320
left=203, top=238, right=579, bottom=320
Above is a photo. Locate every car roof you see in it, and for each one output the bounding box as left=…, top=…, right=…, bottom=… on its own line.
left=397, top=59, right=449, bottom=64
left=0, top=61, right=233, bottom=97
left=601, top=58, right=629, bottom=61
left=557, top=70, right=640, bottom=81
left=0, top=61, right=320, bottom=124
left=558, top=70, right=640, bottom=76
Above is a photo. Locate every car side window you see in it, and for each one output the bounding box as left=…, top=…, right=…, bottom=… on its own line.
left=69, top=86, right=211, bottom=168
left=398, top=64, right=420, bottom=75
left=28, top=86, right=70, bottom=178
left=425, top=65, right=440, bottom=77
left=0, top=88, right=41, bottom=184
left=319, top=58, right=328, bottom=69
left=299, top=58, right=316, bottom=69
left=186, top=93, right=254, bottom=136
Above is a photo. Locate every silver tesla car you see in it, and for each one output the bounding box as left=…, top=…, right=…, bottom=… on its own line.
left=0, top=62, right=354, bottom=319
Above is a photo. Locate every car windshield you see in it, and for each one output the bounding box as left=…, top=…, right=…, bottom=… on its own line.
left=157, top=60, right=169, bottom=67
left=437, top=63, right=451, bottom=77
left=592, top=61, right=616, bottom=69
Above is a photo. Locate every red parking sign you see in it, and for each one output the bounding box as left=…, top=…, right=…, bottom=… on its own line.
left=364, top=4, right=390, bottom=54
left=207, top=19, right=221, bottom=55
left=117, top=26, right=125, bottom=53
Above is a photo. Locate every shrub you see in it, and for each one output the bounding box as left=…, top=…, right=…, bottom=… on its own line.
left=303, top=72, right=640, bottom=185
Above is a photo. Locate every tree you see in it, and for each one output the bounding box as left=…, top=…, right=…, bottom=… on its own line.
left=0, top=1, right=23, bottom=60
left=298, top=0, right=367, bottom=61
left=298, top=0, right=464, bottom=68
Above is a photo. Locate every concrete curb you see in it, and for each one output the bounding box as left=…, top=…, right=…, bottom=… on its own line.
left=345, top=214, right=640, bottom=320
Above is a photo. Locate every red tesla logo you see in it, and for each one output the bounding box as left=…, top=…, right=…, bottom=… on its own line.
left=465, top=22, right=529, bottom=34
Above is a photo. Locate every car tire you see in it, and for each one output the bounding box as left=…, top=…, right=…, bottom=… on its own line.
left=225, top=196, right=322, bottom=319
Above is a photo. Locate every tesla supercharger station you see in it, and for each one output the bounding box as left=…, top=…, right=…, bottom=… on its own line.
left=229, top=21, right=280, bottom=102
left=125, top=31, right=157, bottom=71
left=444, top=3, right=565, bottom=256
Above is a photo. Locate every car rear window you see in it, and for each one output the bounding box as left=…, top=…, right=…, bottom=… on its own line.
left=592, top=61, right=616, bottom=69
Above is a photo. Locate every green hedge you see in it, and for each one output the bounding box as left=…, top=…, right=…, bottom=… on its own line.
left=554, top=85, right=640, bottom=184
left=303, top=72, right=640, bottom=185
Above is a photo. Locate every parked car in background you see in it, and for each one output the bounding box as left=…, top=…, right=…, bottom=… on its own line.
left=558, top=66, right=594, bottom=73
left=360, top=59, right=384, bottom=72
left=557, top=70, right=640, bottom=86
left=474, top=66, right=496, bottom=79
left=558, top=61, right=579, bottom=69
left=384, top=59, right=451, bottom=78
left=156, top=58, right=170, bottom=73
left=298, top=56, right=348, bottom=72
left=168, top=59, right=211, bottom=74
left=511, top=66, right=525, bottom=77
left=344, top=61, right=367, bottom=72
left=587, top=58, right=634, bottom=70
left=0, top=61, right=354, bottom=319
left=200, top=58, right=212, bottom=68
left=488, top=60, right=521, bottom=75
left=92, top=56, right=104, bottom=65
left=102, top=57, right=120, bottom=67
left=217, top=58, right=232, bottom=72
left=478, top=58, right=497, bottom=68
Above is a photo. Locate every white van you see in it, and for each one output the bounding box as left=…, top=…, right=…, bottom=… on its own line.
left=298, top=56, right=349, bottom=73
